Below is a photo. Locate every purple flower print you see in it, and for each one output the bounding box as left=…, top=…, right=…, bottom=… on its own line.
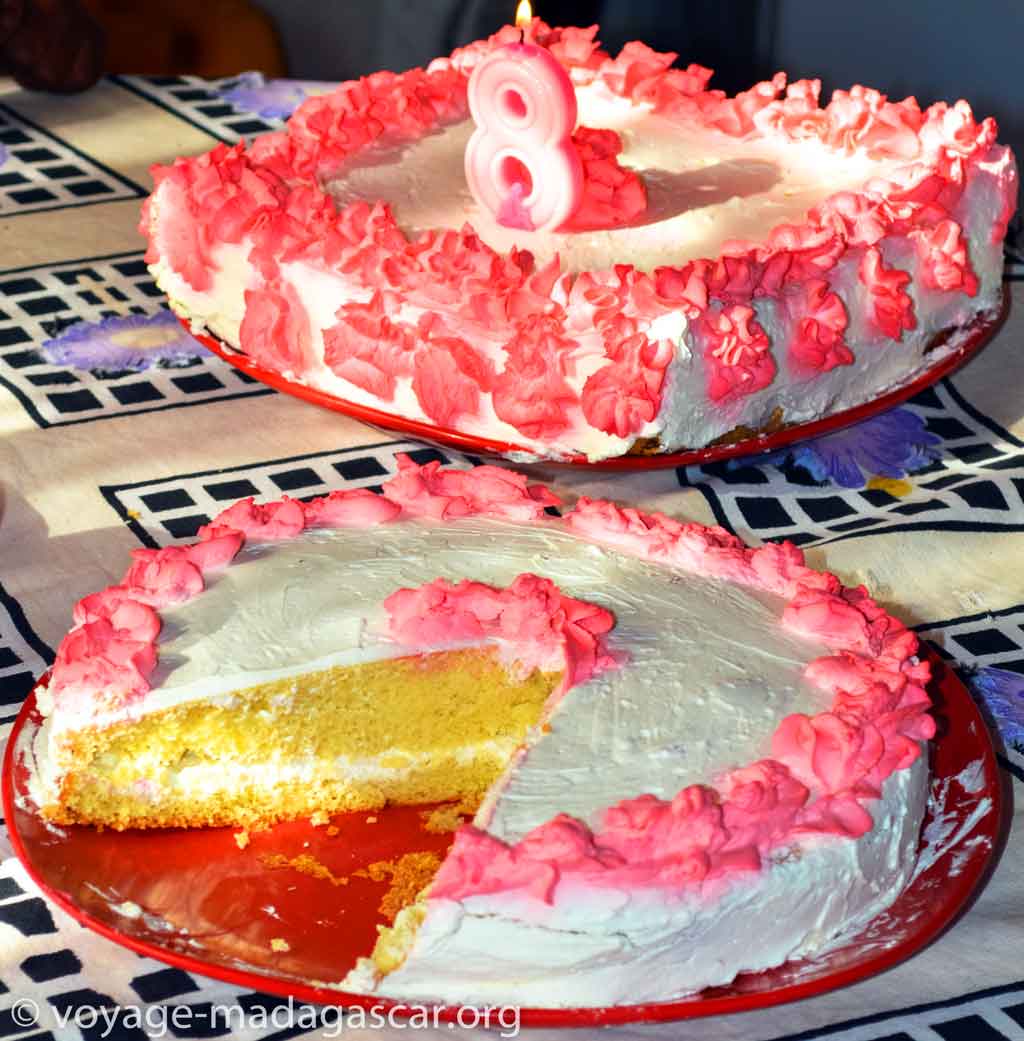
left=42, top=311, right=203, bottom=372
left=764, top=407, right=941, bottom=489
left=219, top=72, right=336, bottom=121
left=966, top=666, right=1024, bottom=753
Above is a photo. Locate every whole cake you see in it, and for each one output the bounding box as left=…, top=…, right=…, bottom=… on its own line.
left=140, top=20, right=1016, bottom=462
left=26, top=458, right=935, bottom=1005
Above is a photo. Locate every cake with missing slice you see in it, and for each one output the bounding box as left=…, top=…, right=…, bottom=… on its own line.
left=27, top=457, right=934, bottom=1005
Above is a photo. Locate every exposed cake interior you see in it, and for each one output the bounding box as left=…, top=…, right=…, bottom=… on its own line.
left=48, top=647, right=561, bottom=830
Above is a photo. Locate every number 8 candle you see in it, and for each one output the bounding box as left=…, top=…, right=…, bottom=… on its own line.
left=464, top=35, right=584, bottom=233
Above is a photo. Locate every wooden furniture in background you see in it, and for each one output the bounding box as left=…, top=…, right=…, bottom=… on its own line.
left=82, top=0, right=286, bottom=77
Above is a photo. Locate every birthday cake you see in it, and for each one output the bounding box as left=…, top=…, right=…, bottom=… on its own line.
left=28, top=458, right=935, bottom=1005
left=140, top=20, right=1016, bottom=462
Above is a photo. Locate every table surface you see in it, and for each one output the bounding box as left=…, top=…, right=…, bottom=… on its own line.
left=0, top=72, right=1021, bottom=1041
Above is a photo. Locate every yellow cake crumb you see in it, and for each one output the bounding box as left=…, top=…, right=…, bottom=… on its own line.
left=420, top=804, right=467, bottom=834
left=365, top=815, right=378, bottom=824
left=233, top=830, right=250, bottom=849
left=372, top=903, right=427, bottom=975
left=270, top=938, right=290, bottom=952
left=310, top=811, right=330, bottom=827
left=354, top=859, right=394, bottom=883
left=259, top=852, right=349, bottom=887
left=355, top=852, right=443, bottom=922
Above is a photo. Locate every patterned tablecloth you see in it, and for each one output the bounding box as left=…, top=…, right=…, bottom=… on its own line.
left=0, top=72, right=1022, bottom=1041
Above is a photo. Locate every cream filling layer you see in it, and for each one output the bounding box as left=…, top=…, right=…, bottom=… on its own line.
left=89, top=740, right=517, bottom=805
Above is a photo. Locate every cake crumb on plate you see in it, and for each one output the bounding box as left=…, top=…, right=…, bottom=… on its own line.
left=259, top=852, right=349, bottom=887
left=355, top=852, right=442, bottom=921
left=419, top=804, right=467, bottom=833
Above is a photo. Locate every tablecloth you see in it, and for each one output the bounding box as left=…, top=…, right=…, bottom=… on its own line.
left=0, top=72, right=1021, bottom=1041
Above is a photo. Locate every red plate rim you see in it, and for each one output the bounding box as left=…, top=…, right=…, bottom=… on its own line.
left=182, top=292, right=1007, bottom=471
left=2, top=647, right=1003, bottom=1027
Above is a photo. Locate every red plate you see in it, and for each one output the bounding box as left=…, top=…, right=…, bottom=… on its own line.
left=3, top=648, right=1002, bottom=1027
left=185, top=295, right=1007, bottom=470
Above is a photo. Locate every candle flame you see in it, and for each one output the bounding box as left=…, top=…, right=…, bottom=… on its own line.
left=515, top=0, right=532, bottom=28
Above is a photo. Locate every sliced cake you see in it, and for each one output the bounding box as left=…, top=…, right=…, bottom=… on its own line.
left=25, top=457, right=935, bottom=1004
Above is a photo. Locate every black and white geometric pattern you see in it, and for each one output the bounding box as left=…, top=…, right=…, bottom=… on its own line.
left=679, top=379, right=1024, bottom=548
left=774, top=981, right=1024, bottom=1041
left=0, top=583, right=52, bottom=735
left=0, top=583, right=52, bottom=833
left=100, top=440, right=467, bottom=547
left=0, top=104, right=144, bottom=216
left=1004, top=217, right=1024, bottom=278
left=0, top=251, right=273, bottom=428
left=919, top=604, right=1024, bottom=678
left=112, top=75, right=283, bottom=145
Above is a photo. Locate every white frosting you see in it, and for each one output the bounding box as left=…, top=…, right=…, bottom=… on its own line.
left=355, top=756, right=928, bottom=1005
left=323, top=83, right=906, bottom=274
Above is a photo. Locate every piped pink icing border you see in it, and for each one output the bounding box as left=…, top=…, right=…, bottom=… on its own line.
left=47, top=457, right=934, bottom=901
left=432, top=492, right=934, bottom=901
left=47, top=457, right=561, bottom=720
left=140, top=20, right=1017, bottom=446
left=385, top=574, right=617, bottom=691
